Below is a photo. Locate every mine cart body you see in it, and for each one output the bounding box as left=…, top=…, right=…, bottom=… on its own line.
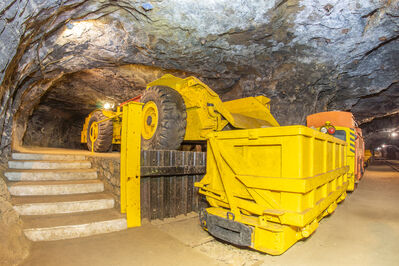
left=306, top=111, right=365, bottom=191
left=195, top=126, right=349, bottom=255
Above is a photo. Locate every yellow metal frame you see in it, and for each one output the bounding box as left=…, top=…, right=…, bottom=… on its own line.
left=146, top=74, right=280, bottom=141
left=195, top=126, right=349, bottom=255
left=120, top=102, right=143, bottom=228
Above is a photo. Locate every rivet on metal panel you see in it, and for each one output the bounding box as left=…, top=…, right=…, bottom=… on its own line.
left=259, top=216, right=268, bottom=226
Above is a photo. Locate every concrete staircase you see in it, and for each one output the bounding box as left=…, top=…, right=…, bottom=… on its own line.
left=5, top=152, right=127, bottom=241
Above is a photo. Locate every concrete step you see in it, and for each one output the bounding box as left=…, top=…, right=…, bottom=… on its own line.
left=5, top=169, right=97, bottom=181
left=22, top=209, right=127, bottom=241
left=8, top=160, right=91, bottom=170
left=12, top=193, right=115, bottom=215
left=8, top=180, right=104, bottom=196
left=12, top=153, right=86, bottom=161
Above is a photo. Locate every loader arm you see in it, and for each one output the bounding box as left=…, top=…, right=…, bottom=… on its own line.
left=146, top=74, right=279, bottom=140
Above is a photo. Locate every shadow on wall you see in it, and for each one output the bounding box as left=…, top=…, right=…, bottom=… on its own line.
left=23, top=105, right=83, bottom=149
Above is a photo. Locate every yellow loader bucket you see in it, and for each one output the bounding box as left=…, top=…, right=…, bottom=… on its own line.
left=222, top=96, right=279, bottom=129
left=195, top=126, right=349, bottom=255
left=146, top=74, right=279, bottom=141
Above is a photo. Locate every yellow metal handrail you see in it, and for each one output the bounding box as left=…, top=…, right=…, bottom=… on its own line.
left=120, top=102, right=143, bottom=228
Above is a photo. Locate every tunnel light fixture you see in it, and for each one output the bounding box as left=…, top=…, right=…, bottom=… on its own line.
left=391, top=132, right=398, bottom=138
left=103, top=102, right=115, bottom=110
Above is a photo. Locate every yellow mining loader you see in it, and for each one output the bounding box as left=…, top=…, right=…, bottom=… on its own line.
left=81, top=74, right=279, bottom=152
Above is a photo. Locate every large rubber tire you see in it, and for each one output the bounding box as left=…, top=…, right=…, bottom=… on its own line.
left=140, top=86, right=187, bottom=150
left=86, top=111, right=113, bottom=152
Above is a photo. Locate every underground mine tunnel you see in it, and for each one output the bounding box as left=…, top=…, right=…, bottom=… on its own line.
left=1, top=0, right=399, bottom=265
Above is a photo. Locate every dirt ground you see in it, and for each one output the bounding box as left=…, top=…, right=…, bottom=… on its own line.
left=22, top=162, right=399, bottom=266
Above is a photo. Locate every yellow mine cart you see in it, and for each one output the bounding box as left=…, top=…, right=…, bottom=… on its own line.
left=195, top=126, right=349, bottom=255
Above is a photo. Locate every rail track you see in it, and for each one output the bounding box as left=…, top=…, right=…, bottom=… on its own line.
left=384, top=160, right=399, bottom=172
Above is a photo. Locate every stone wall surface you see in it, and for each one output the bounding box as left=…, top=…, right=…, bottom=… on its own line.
left=0, top=164, right=31, bottom=265
left=88, top=156, right=121, bottom=207
left=0, top=0, right=398, bottom=152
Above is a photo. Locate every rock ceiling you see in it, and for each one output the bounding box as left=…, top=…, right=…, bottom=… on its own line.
left=0, top=0, right=398, bottom=151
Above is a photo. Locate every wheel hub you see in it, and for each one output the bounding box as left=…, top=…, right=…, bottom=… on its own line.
left=142, top=101, right=158, bottom=140
left=147, top=116, right=152, bottom=126
left=89, top=122, right=98, bottom=143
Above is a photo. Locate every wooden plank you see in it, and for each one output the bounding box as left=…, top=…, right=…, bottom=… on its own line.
left=184, top=152, right=194, bottom=214
left=187, top=152, right=197, bottom=214
left=140, top=151, right=147, bottom=220
left=137, top=150, right=207, bottom=221
left=179, top=152, right=186, bottom=215
left=150, top=151, right=158, bottom=220
left=157, top=151, right=164, bottom=220
left=145, top=151, right=153, bottom=220
left=171, top=151, right=179, bottom=217
left=140, top=165, right=206, bottom=177
left=163, top=151, right=171, bottom=218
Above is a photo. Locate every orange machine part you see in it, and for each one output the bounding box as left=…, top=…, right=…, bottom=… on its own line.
left=306, top=111, right=355, bottom=128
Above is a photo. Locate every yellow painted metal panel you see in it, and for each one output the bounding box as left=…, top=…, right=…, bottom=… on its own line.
left=120, top=108, right=128, bottom=214
left=313, top=125, right=356, bottom=191
left=120, top=102, right=143, bottom=227
left=196, top=125, right=349, bottom=255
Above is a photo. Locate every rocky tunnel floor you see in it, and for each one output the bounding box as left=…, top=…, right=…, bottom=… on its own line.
left=21, top=161, right=399, bottom=266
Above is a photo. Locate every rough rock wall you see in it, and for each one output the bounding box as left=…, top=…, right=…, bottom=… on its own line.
left=23, top=104, right=83, bottom=148
left=88, top=156, right=121, bottom=207
left=361, top=113, right=399, bottom=149
left=0, top=0, right=398, bottom=152
left=0, top=167, right=31, bottom=265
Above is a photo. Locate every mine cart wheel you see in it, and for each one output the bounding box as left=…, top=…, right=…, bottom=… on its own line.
left=86, top=111, right=113, bottom=152
left=140, top=86, right=187, bottom=150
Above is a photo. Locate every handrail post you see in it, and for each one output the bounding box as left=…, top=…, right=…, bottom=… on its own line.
left=120, top=102, right=143, bottom=227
